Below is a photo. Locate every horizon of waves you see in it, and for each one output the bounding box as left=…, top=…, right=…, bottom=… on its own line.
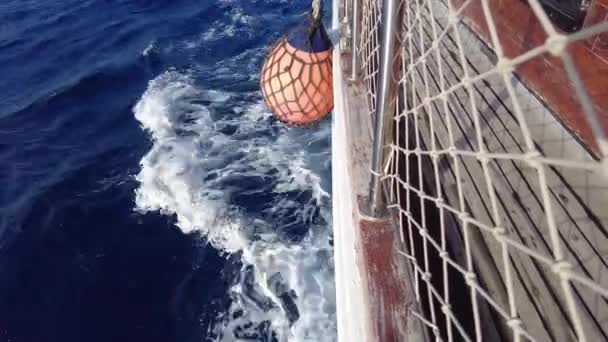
left=132, top=70, right=335, bottom=341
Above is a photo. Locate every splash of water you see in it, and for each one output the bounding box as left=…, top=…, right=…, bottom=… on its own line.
left=133, top=71, right=335, bottom=341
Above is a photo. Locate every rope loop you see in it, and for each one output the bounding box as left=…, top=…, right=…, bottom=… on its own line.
left=305, top=0, right=329, bottom=52
left=310, top=0, right=323, bottom=28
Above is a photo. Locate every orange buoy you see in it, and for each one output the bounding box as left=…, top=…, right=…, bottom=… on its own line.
left=260, top=10, right=333, bottom=126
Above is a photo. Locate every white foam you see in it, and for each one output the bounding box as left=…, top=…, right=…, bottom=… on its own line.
left=194, top=5, right=254, bottom=47
left=133, top=70, right=335, bottom=341
left=142, top=41, right=155, bottom=56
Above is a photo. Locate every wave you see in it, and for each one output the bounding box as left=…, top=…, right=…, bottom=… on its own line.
left=133, top=70, right=335, bottom=341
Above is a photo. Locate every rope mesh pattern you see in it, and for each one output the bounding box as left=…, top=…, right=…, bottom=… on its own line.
left=353, top=0, right=608, bottom=340
left=261, top=38, right=333, bottom=125
left=358, top=0, right=382, bottom=116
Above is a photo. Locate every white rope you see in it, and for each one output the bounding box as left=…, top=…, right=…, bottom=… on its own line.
left=354, top=0, right=608, bottom=340
left=312, top=0, right=322, bottom=21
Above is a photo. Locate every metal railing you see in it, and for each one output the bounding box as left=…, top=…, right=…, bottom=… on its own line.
left=342, top=0, right=608, bottom=340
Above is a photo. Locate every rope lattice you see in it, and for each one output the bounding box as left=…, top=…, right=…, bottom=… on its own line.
left=353, top=0, right=608, bottom=340
left=359, top=0, right=382, bottom=116
left=260, top=37, right=333, bottom=125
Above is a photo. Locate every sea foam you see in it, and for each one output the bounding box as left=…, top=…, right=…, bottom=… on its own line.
left=133, top=70, right=335, bottom=341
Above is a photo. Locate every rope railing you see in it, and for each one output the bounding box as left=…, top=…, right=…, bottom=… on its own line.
left=347, top=0, right=608, bottom=340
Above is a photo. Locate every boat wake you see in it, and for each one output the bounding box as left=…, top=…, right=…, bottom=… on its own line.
left=133, top=70, right=335, bottom=341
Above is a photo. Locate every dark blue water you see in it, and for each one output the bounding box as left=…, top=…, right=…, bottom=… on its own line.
left=0, top=1, right=334, bottom=341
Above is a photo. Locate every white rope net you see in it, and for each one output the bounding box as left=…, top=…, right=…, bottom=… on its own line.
left=355, top=0, right=608, bottom=341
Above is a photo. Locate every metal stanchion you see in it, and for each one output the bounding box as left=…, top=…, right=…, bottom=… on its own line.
left=366, top=0, right=399, bottom=218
